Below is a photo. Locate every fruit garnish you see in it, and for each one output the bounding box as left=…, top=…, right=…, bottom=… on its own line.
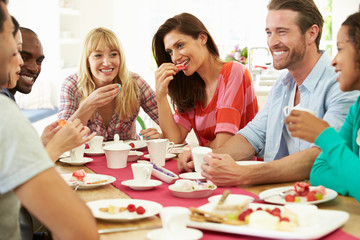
left=285, top=194, right=295, bottom=202
left=306, top=192, right=317, bottom=201
left=314, top=192, right=323, bottom=200
left=176, top=65, right=186, bottom=70
left=294, top=196, right=301, bottom=202
left=58, top=119, right=67, bottom=128
left=129, top=142, right=135, bottom=148
left=127, top=204, right=136, bottom=212
left=135, top=206, right=146, bottom=215
left=294, top=182, right=310, bottom=196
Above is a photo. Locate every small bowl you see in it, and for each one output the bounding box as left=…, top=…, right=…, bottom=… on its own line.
left=103, top=144, right=131, bottom=169
left=127, top=151, right=144, bottom=162
left=168, top=180, right=217, bottom=198
left=151, top=165, right=179, bottom=184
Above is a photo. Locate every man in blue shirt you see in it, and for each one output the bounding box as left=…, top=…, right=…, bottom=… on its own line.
left=178, top=0, right=359, bottom=186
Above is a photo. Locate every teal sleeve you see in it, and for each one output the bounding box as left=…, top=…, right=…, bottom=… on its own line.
left=311, top=127, right=360, bottom=202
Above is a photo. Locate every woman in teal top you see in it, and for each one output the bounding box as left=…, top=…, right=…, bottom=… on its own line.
left=285, top=12, right=360, bottom=202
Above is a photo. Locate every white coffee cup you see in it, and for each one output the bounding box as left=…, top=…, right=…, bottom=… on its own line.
left=283, top=106, right=316, bottom=117
left=70, top=144, right=85, bottom=161
left=131, top=162, right=153, bottom=185
left=192, top=146, right=212, bottom=173
left=88, top=135, right=104, bottom=152
left=103, top=144, right=131, bottom=169
left=146, top=139, right=174, bottom=167
left=160, top=207, right=189, bottom=235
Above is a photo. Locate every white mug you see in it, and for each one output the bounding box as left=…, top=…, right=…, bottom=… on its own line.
left=131, top=162, right=153, bottom=185
left=146, top=139, right=174, bottom=166
left=160, top=207, right=189, bottom=235
left=88, top=135, right=104, bottom=152
left=70, top=144, right=85, bottom=161
left=283, top=106, right=316, bottom=117
left=192, top=146, right=212, bottom=173
left=103, top=144, right=131, bottom=169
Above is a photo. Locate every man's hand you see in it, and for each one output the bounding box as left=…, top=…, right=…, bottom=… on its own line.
left=177, top=146, right=194, bottom=172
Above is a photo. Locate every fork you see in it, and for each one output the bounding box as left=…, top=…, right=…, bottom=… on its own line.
left=72, top=181, right=82, bottom=192
left=253, top=189, right=294, bottom=202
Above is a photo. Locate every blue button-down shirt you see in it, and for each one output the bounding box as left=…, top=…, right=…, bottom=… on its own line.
left=238, top=51, right=360, bottom=162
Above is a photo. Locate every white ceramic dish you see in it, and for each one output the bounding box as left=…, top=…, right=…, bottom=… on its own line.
left=84, top=148, right=105, bottom=156
left=59, top=157, right=93, bottom=166
left=151, top=165, right=179, bottom=184
left=147, top=227, right=203, bottom=240
left=127, top=151, right=144, bottom=162
left=179, top=172, right=205, bottom=180
left=87, top=199, right=163, bottom=222
left=59, top=151, right=70, bottom=159
left=123, top=140, right=147, bottom=150
left=61, top=173, right=115, bottom=189
left=187, top=202, right=349, bottom=239
left=170, top=147, right=184, bottom=154
left=168, top=183, right=217, bottom=199
left=144, top=153, right=176, bottom=161
left=121, top=179, right=162, bottom=190
left=208, top=194, right=254, bottom=204
left=258, top=186, right=338, bottom=205
left=173, top=143, right=188, bottom=148
left=236, top=161, right=265, bottom=165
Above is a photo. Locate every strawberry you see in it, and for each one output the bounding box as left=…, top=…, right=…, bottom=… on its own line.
left=294, top=182, right=310, bottom=196
left=72, top=169, right=86, bottom=181
left=136, top=206, right=146, bottom=215
left=176, top=65, right=186, bottom=70
left=307, top=191, right=317, bottom=201
left=280, top=217, right=290, bottom=222
left=271, top=208, right=281, bottom=217
left=127, top=204, right=136, bottom=212
left=129, top=143, right=135, bottom=148
left=285, top=194, right=295, bottom=202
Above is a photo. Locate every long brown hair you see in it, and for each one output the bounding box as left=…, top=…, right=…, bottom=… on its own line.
left=152, top=13, right=220, bottom=113
left=342, top=12, right=360, bottom=70
left=268, top=0, right=324, bottom=51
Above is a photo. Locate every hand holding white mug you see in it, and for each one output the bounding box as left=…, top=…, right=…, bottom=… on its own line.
left=283, top=106, right=316, bottom=117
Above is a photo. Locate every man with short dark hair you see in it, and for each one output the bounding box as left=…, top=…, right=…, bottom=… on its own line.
left=178, top=0, right=360, bottom=187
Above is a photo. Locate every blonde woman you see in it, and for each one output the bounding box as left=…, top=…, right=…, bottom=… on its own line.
left=58, top=27, right=160, bottom=141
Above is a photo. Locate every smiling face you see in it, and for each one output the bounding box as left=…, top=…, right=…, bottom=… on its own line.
left=163, top=30, right=207, bottom=76
left=332, top=25, right=360, bottom=92
left=15, top=30, right=44, bottom=94
left=8, top=29, right=23, bottom=89
left=0, top=2, right=17, bottom=87
left=87, top=44, right=120, bottom=87
left=266, top=10, right=307, bottom=71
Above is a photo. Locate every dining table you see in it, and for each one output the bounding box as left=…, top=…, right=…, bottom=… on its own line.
left=55, top=148, right=360, bottom=240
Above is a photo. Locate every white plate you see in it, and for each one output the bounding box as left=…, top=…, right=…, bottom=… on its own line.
left=121, top=179, right=162, bottom=190
left=59, top=157, right=93, bottom=166
left=61, top=173, right=116, bottom=189
left=147, top=227, right=203, bottom=240
left=123, top=140, right=147, bottom=150
left=179, top=172, right=205, bottom=180
left=187, top=202, right=349, bottom=239
left=258, top=186, right=338, bottom=205
left=87, top=199, right=162, bottom=222
left=170, top=147, right=184, bottom=154
left=208, top=194, right=254, bottom=204
left=127, top=151, right=144, bottom=162
left=144, top=153, right=176, bottom=160
left=84, top=148, right=105, bottom=156
left=236, top=161, right=265, bottom=165
left=59, top=151, right=70, bottom=159
left=173, top=143, right=188, bottom=148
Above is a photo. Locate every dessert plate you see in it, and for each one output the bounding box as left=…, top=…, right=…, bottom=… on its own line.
left=258, top=186, right=338, bottom=205
left=84, top=148, right=105, bottom=156
left=179, top=172, right=205, bottom=180
left=127, top=151, right=144, bottom=162
left=61, top=173, right=115, bottom=189
left=147, top=227, right=203, bottom=240
left=121, top=179, right=162, bottom=190
left=187, top=202, right=349, bottom=239
left=87, top=199, right=162, bottom=222
left=59, top=151, right=70, bottom=159
left=168, top=180, right=217, bottom=199
left=144, top=153, right=176, bottom=160
left=59, top=157, right=93, bottom=166
left=173, top=143, right=187, bottom=148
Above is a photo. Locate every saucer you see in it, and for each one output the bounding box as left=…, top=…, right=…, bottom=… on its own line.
left=144, top=153, right=176, bottom=161
left=179, top=172, right=205, bottom=180
left=147, top=227, right=203, bottom=240
left=121, top=179, right=162, bottom=190
left=59, top=157, right=93, bottom=166
left=84, top=148, right=105, bottom=156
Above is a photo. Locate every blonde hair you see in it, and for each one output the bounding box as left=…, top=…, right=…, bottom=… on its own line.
left=78, top=27, right=139, bottom=120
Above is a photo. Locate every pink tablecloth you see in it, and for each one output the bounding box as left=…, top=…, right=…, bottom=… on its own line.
left=85, top=154, right=358, bottom=240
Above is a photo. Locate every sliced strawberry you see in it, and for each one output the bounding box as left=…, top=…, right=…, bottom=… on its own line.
left=135, top=206, right=146, bottom=215
left=280, top=217, right=290, bottom=222
left=129, top=142, right=135, bottom=148
left=294, top=181, right=310, bottom=196
left=72, top=169, right=86, bottom=181
left=176, top=65, right=186, bottom=70
left=307, top=191, right=317, bottom=201
left=285, top=194, right=295, bottom=202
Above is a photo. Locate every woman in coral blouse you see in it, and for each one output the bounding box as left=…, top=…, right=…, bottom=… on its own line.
left=152, top=13, right=258, bottom=148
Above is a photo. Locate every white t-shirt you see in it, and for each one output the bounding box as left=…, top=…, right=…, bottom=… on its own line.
left=0, top=95, right=53, bottom=240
